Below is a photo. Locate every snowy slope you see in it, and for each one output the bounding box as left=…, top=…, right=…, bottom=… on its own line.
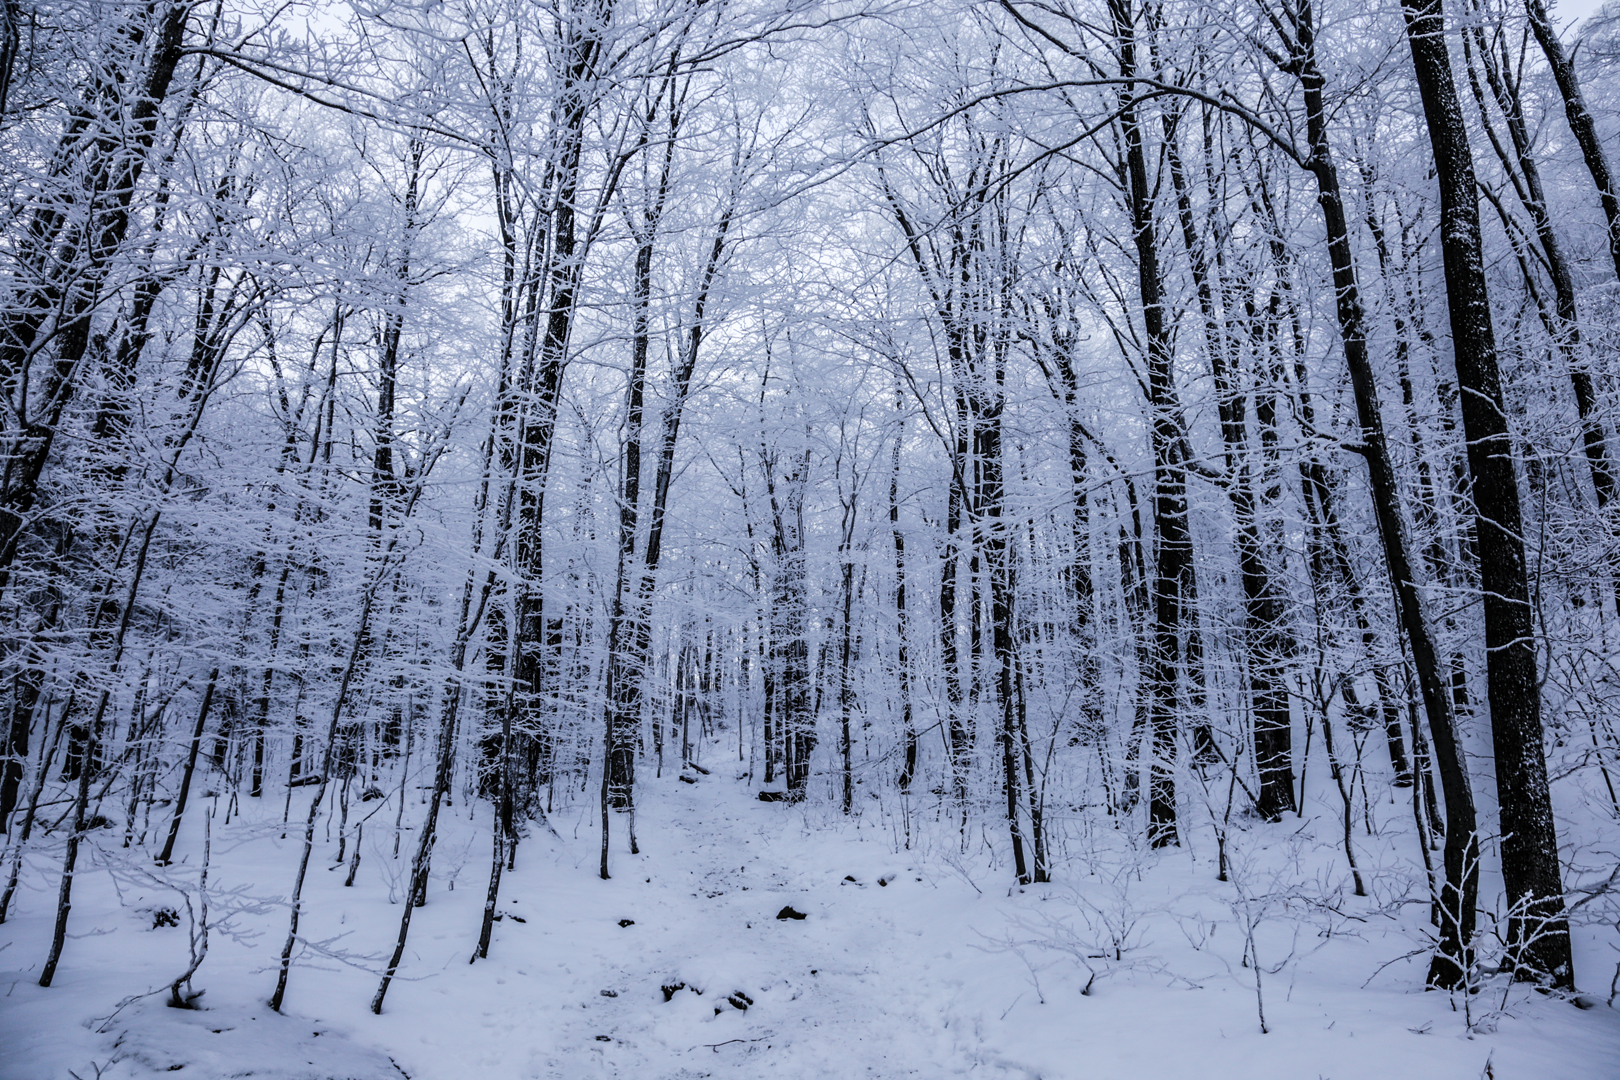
left=3, top=759, right=1618, bottom=1079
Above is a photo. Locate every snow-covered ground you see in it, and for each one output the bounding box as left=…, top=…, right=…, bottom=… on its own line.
left=3, top=757, right=1618, bottom=1079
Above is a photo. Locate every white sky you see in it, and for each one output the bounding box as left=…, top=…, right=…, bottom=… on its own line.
left=1557, top=0, right=1610, bottom=27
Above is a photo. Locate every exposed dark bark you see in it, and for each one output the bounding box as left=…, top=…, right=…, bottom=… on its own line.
left=275, top=417, right=459, bottom=1007
left=983, top=405, right=1044, bottom=881
left=879, top=116, right=1043, bottom=869
left=607, top=198, right=734, bottom=824
left=838, top=486, right=858, bottom=815
left=1400, top=0, right=1572, bottom=989
left=1110, top=0, right=1185, bottom=847
left=940, top=466, right=969, bottom=800
left=598, top=165, right=659, bottom=873
left=0, top=691, right=66, bottom=924
left=1, top=571, right=65, bottom=831
left=768, top=454, right=814, bottom=798
left=1271, top=0, right=1480, bottom=987
left=891, top=393, right=917, bottom=790
left=369, top=139, right=421, bottom=539
left=1023, top=260, right=1104, bottom=782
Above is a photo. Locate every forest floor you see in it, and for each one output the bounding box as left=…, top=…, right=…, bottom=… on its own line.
left=2, top=752, right=1619, bottom=1079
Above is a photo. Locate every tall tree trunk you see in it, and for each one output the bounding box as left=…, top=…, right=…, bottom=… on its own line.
left=982, top=404, right=1042, bottom=881
left=1024, top=267, right=1106, bottom=792
left=940, top=469, right=969, bottom=800
left=1279, top=0, right=1480, bottom=987
left=838, top=493, right=858, bottom=815
left=1111, top=0, right=1184, bottom=847
left=891, top=393, right=917, bottom=790
left=1400, top=0, right=1572, bottom=988
left=599, top=167, right=657, bottom=862
left=765, top=451, right=814, bottom=798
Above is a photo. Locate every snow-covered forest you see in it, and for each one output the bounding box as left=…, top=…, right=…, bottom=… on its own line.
left=2, top=0, right=1620, bottom=1075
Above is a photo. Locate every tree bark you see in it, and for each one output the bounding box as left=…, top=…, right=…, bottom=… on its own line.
left=1278, top=0, right=1480, bottom=987
left=1111, top=0, right=1185, bottom=847
left=1400, top=0, right=1572, bottom=988
left=891, top=393, right=917, bottom=790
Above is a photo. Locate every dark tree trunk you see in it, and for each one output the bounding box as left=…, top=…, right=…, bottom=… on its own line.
left=941, top=470, right=969, bottom=800
left=369, top=139, right=420, bottom=540
left=1277, top=0, right=1480, bottom=987
left=891, top=394, right=917, bottom=790
left=838, top=503, right=858, bottom=815
left=765, top=453, right=814, bottom=798
left=1112, top=0, right=1185, bottom=847
left=40, top=503, right=162, bottom=986
left=982, top=406, right=1043, bottom=882
left=600, top=137, right=660, bottom=851
left=1024, top=269, right=1105, bottom=785
left=609, top=206, right=733, bottom=815
left=1400, top=0, right=1572, bottom=988
left=0, top=576, right=63, bottom=831
left=496, top=0, right=611, bottom=842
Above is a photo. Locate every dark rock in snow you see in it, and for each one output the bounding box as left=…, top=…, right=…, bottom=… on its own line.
left=661, top=981, right=686, bottom=1001
left=600, top=989, right=618, bottom=998
left=776, top=905, right=807, bottom=921
left=757, top=790, right=787, bottom=802
left=679, top=774, right=698, bottom=784
left=618, top=918, right=635, bottom=927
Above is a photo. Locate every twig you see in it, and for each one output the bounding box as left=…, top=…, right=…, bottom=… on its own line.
left=697, top=1034, right=775, bottom=1052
